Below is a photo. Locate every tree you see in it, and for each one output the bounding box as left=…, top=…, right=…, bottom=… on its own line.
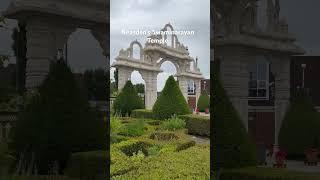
left=153, top=76, right=191, bottom=120
left=11, top=60, right=106, bottom=174
left=134, top=83, right=145, bottom=94
left=83, top=68, right=108, bottom=101
left=197, top=92, right=210, bottom=112
left=279, top=91, right=320, bottom=159
left=212, top=59, right=256, bottom=170
left=113, top=81, right=144, bottom=116
left=11, top=22, right=27, bottom=95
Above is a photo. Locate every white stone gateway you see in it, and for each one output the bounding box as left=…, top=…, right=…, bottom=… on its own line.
left=112, top=23, right=204, bottom=109
left=2, top=0, right=108, bottom=91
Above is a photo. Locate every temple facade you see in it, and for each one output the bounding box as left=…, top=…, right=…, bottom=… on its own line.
left=213, top=0, right=305, bottom=148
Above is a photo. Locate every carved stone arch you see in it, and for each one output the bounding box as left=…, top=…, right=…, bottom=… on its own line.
left=163, top=23, right=175, bottom=47
left=129, top=40, right=143, bottom=60
left=157, top=58, right=180, bottom=72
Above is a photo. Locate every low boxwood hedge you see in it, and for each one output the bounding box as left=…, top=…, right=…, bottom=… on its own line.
left=113, top=139, right=152, bottom=156
left=149, top=131, right=179, bottom=141
left=220, top=167, right=320, bottom=180
left=176, top=140, right=196, bottom=152
left=64, top=151, right=107, bottom=179
left=131, top=109, right=154, bottom=119
left=112, top=146, right=210, bottom=179
left=179, top=114, right=210, bottom=136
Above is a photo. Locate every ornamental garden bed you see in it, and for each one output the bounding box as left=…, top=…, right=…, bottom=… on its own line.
left=110, top=115, right=210, bottom=179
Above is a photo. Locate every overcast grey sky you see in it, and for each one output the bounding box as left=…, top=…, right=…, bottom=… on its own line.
left=110, top=0, right=210, bottom=91
left=1, top=0, right=320, bottom=78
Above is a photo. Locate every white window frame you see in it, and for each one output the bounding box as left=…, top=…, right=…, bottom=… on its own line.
left=248, top=58, right=270, bottom=100
left=187, top=80, right=196, bottom=95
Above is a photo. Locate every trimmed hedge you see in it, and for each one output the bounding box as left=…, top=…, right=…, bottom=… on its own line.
left=220, top=167, right=320, bottom=180
left=279, top=93, right=320, bottom=159
left=149, top=131, right=179, bottom=141
left=64, top=151, right=107, bottom=179
left=131, top=109, right=154, bottom=119
left=113, top=146, right=210, bottom=179
left=113, top=81, right=144, bottom=117
left=197, top=92, right=210, bottom=112
left=114, top=139, right=152, bottom=156
left=179, top=114, right=210, bottom=136
left=176, top=140, right=196, bottom=152
left=153, top=76, right=191, bottom=120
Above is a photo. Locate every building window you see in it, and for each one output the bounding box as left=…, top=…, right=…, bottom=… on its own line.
left=188, top=80, right=196, bottom=95
left=249, top=59, right=269, bottom=99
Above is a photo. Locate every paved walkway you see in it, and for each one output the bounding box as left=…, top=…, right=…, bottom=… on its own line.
left=188, top=135, right=210, bottom=145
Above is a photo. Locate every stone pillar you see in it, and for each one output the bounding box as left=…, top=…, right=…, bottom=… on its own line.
left=271, top=57, right=290, bottom=146
left=91, top=25, right=109, bottom=58
left=25, top=19, right=75, bottom=91
left=143, top=71, right=158, bottom=110
left=195, top=79, right=201, bottom=108
left=177, top=76, right=188, bottom=102
left=220, top=48, right=249, bottom=130
left=117, top=68, right=131, bottom=91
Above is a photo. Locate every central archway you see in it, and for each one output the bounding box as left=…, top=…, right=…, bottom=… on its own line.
left=112, top=24, right=204, bottom=110
left=157, top=61, right=177, bottom=93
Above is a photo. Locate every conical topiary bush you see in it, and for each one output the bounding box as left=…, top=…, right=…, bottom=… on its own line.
left=153, top=76, right=191, bottom=120
left=197, top=92, right=210, bottom=112
left=113, top=81, right=144, bottom=116
left=279, top=91, right=320, bottom=159
left=212, top=59, right=257, bottom=170
left=12, top=60, right=106, bottom=173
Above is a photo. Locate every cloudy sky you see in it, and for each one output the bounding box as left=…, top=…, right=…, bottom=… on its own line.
left=1, top=0, right=320, bottom=88
left=110, top=0, right=210, bottom=91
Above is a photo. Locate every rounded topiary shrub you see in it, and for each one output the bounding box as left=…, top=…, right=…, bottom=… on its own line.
left=113, top=81, right=144, bottom=116
left=279, top=92, right=320, bottom=159
left=197, top=92, right=210, bottom=112
left=153, top=76, right=190, bottom=120
left=212, top=60, right=257, bottom=170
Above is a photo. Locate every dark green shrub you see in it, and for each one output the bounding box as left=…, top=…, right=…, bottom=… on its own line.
left=64, top=151, right=107, bottom=179
left=131, top=109, right=154, bottom=119
left=179, top=114, right=210, bottom=136
left=119, top=119, right=145, bottom=137
left=161, top=115, right=186, bottom=131
left=153, top=76, right=191, bottom=120
left=114, top=139, right=152, bottom=156
left=113, top=81, right=144, bottom=117
left=0, top=143, right=14, bottom=175
left=279, top=93, right=320, bottom=159
left=11, top=60, right=106, bottom=173
left=212, top=60, right=257, bottom=170
left=176, top=140, right=196, bottom=152
left=197, top=92, right=210, bottom=112
left=149, top=132, right=179, bottom=141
